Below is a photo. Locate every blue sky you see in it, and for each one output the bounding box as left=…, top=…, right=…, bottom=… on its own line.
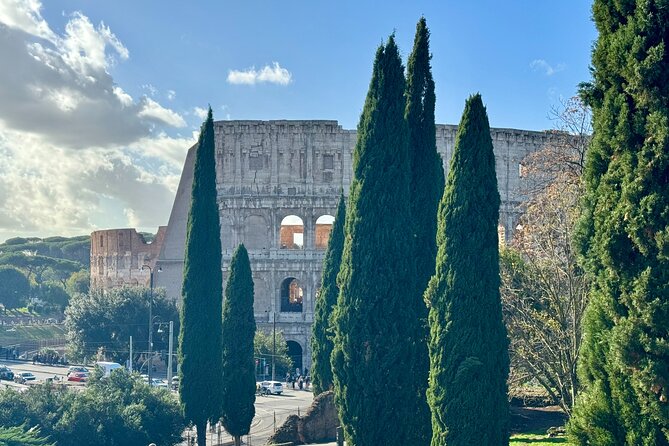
left=0, top=0, right=596, bottom=241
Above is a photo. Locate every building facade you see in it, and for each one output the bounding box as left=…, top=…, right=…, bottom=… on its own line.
left=93, top=119, right=554, bottom=372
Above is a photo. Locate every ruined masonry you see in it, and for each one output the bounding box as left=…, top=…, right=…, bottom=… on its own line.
left=91, top=119, right=552, bottom=371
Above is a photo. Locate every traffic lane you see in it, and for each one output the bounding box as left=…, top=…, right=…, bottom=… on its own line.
left=0, top=361, right=70, bottom=383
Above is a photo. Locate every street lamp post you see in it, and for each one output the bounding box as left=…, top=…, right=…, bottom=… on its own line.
left=272, top=311, right=276, bottom=382
left=142, top=265, right=154, bottom=386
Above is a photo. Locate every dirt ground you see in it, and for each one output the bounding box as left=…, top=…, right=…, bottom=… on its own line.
left=510, top=405, right=567, bottom=433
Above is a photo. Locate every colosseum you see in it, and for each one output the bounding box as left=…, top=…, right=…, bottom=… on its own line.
left=91, top=119, right=555, bottom=371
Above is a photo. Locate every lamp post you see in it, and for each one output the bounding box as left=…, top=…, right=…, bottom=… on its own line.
left=272, top=311, right=276, bottom=382
left=142, top=264, right=154, bottom=385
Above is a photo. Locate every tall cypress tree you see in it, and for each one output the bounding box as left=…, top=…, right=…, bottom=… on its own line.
left=311, top=194, right=346, bottom=396
left=221, top=244, right=256, bottom=446
left=331, top=35, right=416, bottom=446
left=568, top=2, right=669, bottom=444
left=178, top=107, right=224, bottom=446
left=425, top=94, right=509, bottom=446
left=405, top=17, right=444, bottom=446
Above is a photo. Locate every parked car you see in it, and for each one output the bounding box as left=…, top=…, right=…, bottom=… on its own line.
left=260, top=381, right=283, bottom=395
left=0, top=365, right=14, bottom=381
left=14, top=372, right=36, bottom=384
left=66, top=366, right=88, bottom=377
left=171, top=376, right=179, bottom=390
left=67, top=372, right=88, bottom=382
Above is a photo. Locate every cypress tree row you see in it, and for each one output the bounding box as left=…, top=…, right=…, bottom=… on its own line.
left=405, top=17, right=444, bottom=446
left=220, top=244, right=256, bottom=446
left=568, top=1, right=669, bottom=443
left=425, top=94, right=509, bottom=446
left=311, top=194, right=346, bottom=396
left=178, top=107, right=224, bottom=446
left=331, top=35, right=417, bottom=446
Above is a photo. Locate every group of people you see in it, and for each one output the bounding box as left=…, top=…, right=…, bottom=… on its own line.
left=32, top=351, right=66, bottom=365
left=285, top=369, right=310, bottom=390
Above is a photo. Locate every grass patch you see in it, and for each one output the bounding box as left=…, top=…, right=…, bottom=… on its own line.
left=0, top=324, right=66, bottom=345
left=511, top=430, right=566, bottom=445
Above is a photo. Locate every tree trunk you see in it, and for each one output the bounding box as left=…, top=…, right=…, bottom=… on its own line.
left=234, top=435, right=241, bottom=446
left=196, top=421, right=207, bottom=446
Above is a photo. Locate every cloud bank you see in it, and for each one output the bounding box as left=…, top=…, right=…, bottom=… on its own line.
left=0, top=1, right=194, bottom=241
left=530, top=59, right=566, bottom=76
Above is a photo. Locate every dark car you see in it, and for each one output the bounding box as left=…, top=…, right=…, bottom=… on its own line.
left=0, top=365, right=14, bottom=381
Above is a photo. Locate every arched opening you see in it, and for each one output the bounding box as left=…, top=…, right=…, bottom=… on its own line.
left=315, top=214, right=335, bottom=249
left=287, top=340, right=303, bottom=375
left=280, top=215, right=304, bottom=249
left=280, top=277, right=303, bottom=312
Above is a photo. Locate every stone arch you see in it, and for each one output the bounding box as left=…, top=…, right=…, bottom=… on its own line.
left=280, top=277, right=303, bottom=313
left=279, top=215, right=304, bottom=249
left=315, top=214, right=335, bottom=249
left=243, top=214, right=270, bottom=250
left=286, top=340, right=303, bottom=374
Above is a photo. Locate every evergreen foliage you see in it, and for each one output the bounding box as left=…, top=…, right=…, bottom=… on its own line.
left=311, top=194, right=346, bottom=396
left=425, top=94, right=509, bottom=446
left=331, top=35, right=417, bottom=446
left=568, top=1, right=669, bottom=443
left=220, top=244, right=256, bottom=446
left=0, top=426, right=53, bottom=446
left=405, top=17, right=444, bottom=445
left=179, top=107, right=224, bottom=446
left=0, top=266, right=30, bottom=310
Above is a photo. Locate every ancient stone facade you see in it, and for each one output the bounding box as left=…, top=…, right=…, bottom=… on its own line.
left=90, top=227, right=166, bottom=289
left=150, top=119, right=555, bottom=372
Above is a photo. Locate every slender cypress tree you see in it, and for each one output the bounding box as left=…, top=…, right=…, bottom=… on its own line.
left=178, top=107, right=224, bottom=446
left=331, top=35, right=416, bottom=446
left=405, top=17, right=444, bottom=446
left=568, top=2, right=669, bottom=443
left=425, top=94, right=509, bottom=446
left=311, top=194, right=346, bottom=396
left=220, top=244, right=256, bottom=446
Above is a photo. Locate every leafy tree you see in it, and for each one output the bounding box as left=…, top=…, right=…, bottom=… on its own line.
left=0, top=371, right=184, bottom=446
left=405, top=17, right=444, bottom=445
left=500, top=99, right=590, bottom=414
left=0, top=426, right=53, bottom=446
left=65, top=286, right=178, bottom=364
left=179, top=107, right=224, bottom=446
left=311, top=194, right=345, bottom=396
left=425, top=94, right=509, bottom=446
left=0, top=252, right=81, bottom=288
left=568, top=1, right=669, bottom=443
left=254, top=330, right=292, bottom=377
left=65, top=270, right=89, bottom=295
left=331, top=35, right=417, bottom=446
left=220, top=245, right=256, bottom=446
left=0, top=266, right=29, bottom=310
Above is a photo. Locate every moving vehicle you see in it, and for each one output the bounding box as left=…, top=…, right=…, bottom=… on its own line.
left=14, top=372, right=36, bottom=384
left=259, top=381, right=283, bottom=395
left=0, top=365, right=14, bottom=381
left=66, top=366, right=88, bottom=377
left=95, top=361, right=123, bottom=377
left=67, top=372, right=88, bottom=382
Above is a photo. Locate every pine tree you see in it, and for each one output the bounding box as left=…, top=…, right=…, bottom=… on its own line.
left=178, top=107, right=224, bottom=446
left=331, top=35, right=417, bottom=446
left=221, top=244, right=256, bottom=446
left=405, top=17, right=444, bottom=446
left=311, top=194, right=346, bottom=396
left=567, top=2, right=669, bottom=443
left=425, top=94, right=509, bottom=446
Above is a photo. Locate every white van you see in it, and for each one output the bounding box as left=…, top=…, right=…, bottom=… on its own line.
left=95, top=361, right=123, bottom=377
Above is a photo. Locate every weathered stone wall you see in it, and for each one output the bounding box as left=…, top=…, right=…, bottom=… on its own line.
left=123, top=119, right=553, bottom=371
left=90, top=227, right=166, bottom=289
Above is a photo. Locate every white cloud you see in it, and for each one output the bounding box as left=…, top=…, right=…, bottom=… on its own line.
left=138, top=97, right=187, bottom=127
left=142, top=83, right=157, bottom=96
left=193, top=106, right=208, bottom=120
left=227, top=62, right=292, bottom=86
left=530, top=59, right=566, bottom=76
left=0, top=1, right=196, bottom=241
left=166, top=89, right=176, bottom=101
